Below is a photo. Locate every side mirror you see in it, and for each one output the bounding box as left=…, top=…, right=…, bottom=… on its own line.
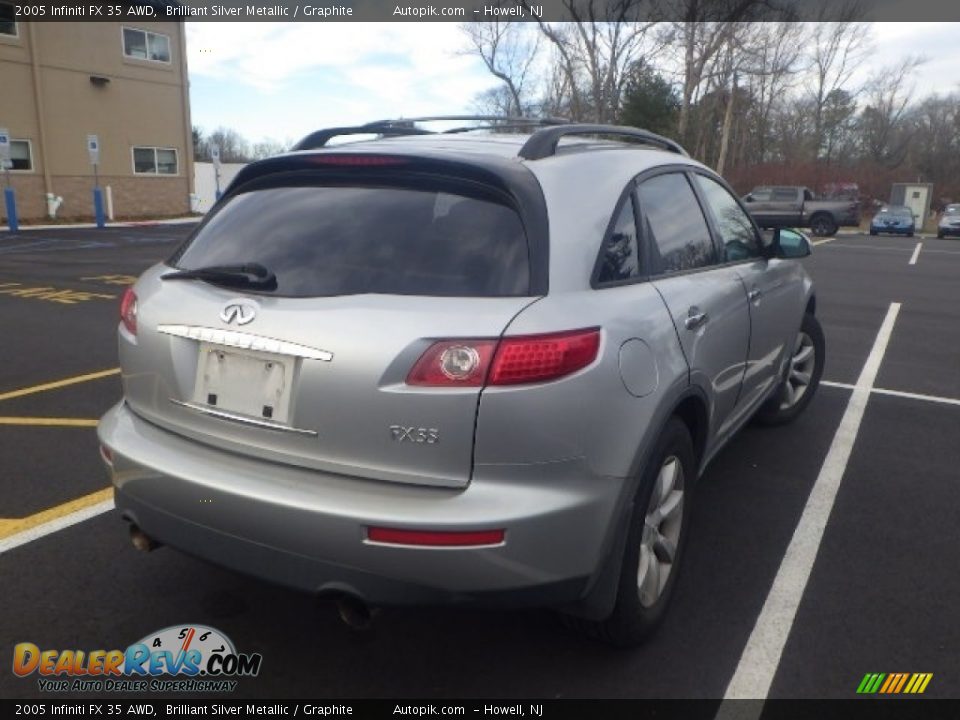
left=772, top=228, right=812, bottom=259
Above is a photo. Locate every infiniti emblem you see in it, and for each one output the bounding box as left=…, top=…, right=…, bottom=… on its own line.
left=220, top=299, right=258, bottom=325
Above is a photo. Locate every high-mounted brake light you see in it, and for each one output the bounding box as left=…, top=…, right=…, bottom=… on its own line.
left=307, top=155, right=407, bottom=167
left=367, top=527, right=505, bottom=547
left=406, top=329, right=600, bottom=387
left=120, top=288, right=138, bottom=335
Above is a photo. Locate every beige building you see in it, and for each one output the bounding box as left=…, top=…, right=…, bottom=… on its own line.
left=0, top=16, right=193, bottom=221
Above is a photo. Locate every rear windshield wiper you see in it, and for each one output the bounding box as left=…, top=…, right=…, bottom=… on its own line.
left=161, top=263, right=277, bottom=290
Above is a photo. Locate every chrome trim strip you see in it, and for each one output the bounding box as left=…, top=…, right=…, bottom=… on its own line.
left=157, top=324, right=333, bottom=361
left=169, top=399, right=319, bottom=437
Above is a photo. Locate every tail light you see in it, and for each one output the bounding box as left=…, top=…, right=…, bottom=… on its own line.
left=120, top=288, right=138, bottom=335
left=407, top=328, right=600, bottom=387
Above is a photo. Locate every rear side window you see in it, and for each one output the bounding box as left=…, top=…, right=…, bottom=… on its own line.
left=597, top=195, right=641, bottom=284
left=637, top=173, right=716, bottom=275
left=172, top=185, right=530, bottom=297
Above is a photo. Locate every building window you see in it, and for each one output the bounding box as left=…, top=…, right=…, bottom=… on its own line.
left=5, top=140, right=33, bottom=171
left=133, top=147, right=178, bottom=175
left=0, top=2, right=17, bottom=37
left=122, top=27, right=170, bottom=63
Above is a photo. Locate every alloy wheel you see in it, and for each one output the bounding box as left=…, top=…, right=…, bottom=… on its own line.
left=780, top=331, right=816, bottom=410
left=638, top=456, right=685, bottom=608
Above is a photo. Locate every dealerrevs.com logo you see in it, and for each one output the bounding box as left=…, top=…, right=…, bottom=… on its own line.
left=13, top=624, right=262, bottom=693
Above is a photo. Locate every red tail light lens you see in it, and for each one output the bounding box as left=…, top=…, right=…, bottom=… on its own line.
left=489, top=328, right=601, bottom=385
left=407, top=340, right=497, bottom=386
left=368, top=527, right=505, bottom=547
left=307, top=154, right=407, bottom=167
left=406, top=329, right=600, bottom=387
left=120, top=288, right=138, bottom=335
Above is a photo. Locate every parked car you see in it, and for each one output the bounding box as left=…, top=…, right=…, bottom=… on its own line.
left=870, top=205, right=915, bottom=237
left=742, top=185, right=861, bottom=237
left=97, top=118, right=824, bottom=646
left=938, top=204, right=960, bottom=239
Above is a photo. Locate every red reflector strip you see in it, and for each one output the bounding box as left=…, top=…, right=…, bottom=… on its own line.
left=367, top=527, right=505, bottom=547
left=307, top=155, right=407, bottom=167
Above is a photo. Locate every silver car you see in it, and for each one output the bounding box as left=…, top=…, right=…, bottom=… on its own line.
left=98, top=120, right=824, bottom=646
left=938, top=204, right=960, bottom=239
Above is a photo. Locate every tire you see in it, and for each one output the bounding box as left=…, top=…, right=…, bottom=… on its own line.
left=810, top=214, right=838, bottom=237
left=908, top=231, right=914, bottom=238
left=576, top=417, right=695, bottom=647
left=869, top=230, right=877, bottom=236
left=938, top=232, right=944, bottom=239
left=755, top=313, right=825, bottom=426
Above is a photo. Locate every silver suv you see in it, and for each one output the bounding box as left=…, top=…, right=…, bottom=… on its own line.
left=98, top=119, right=824, bottom=646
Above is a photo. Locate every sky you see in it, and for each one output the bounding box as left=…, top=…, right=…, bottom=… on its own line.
left=185, top=22, right=960, bottom=148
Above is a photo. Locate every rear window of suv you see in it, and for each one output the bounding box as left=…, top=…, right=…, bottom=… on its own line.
left=170, top=183, right=530, bottom=297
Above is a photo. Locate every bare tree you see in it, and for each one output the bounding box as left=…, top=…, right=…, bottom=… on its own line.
left=739, top=22, right=807, bottom=163
left=206, top=127, right=251, bottom=163
left=806, top=1, right=872, bottom=160
left=857, top=57, right=924, bottom=168
left=526, top=0, right=664, bottom=122
left=461, top=20, right=541, bottom=116
left=250, top=138, right=291, bottom=160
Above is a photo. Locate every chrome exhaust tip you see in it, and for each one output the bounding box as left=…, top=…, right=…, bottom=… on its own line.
left=336, top=595, right=374, bottom=630
left=129, top=525, right=160, bottom=553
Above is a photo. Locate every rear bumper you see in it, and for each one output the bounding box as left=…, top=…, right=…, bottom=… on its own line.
left=97, top=402, right=626, bottom=608
left=870, top=225, right=914, bottom=235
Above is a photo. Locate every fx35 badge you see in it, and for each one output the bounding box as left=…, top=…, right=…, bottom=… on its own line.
left=390, top=425, right=440, bottom=444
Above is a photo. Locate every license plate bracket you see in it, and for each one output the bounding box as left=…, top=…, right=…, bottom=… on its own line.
left=193, top=343, right=295, bottom=424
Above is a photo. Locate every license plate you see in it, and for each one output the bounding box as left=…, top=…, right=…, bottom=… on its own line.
left=192, top=343, right=295, bottom=423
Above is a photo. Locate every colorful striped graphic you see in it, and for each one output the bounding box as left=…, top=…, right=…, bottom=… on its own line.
left=857, top=673, right=933, bottom=694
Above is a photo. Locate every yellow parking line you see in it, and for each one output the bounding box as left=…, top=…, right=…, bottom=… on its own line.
left=0, top=368, right=120, bottom=403
left=0, top=487, right=113, bottom=540
left=0, top=417, right=99, bottom=427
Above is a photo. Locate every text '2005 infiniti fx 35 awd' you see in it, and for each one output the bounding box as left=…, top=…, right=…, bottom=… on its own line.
left=98, top=119, right=824, bottom=646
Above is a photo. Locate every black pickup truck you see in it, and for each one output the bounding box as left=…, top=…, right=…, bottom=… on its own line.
left=742, top=186, right=861, bottom=237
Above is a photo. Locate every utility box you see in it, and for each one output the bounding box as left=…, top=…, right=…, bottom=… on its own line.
left=890, top=183, right=933, bottom=225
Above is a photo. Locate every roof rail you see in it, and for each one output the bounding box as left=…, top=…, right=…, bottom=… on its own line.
left=366, top=115, right=569, bottom=128
left=518, top=124, right=689, bottom=160
left=291, top=124, right=433, bottom=151
left=291, top=116, right=572, bottom=151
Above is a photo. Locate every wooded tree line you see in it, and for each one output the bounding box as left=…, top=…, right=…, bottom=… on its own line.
left=192, top=126, right=290, bottom=164
left=462, top=3, right=960, bottom=205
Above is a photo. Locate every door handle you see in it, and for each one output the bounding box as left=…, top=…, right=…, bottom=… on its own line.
left=685, top=308, right=709, bottom=330
left=748, top=288, right=762, bottom=302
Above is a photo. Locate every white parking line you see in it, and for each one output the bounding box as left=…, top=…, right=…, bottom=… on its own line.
left=811, top=238, right=834, bottom=246
left=822, top=380, right=960, bottom=408
left=720, top=302, right=900, bottom=703
left=909, top=242, right=923, bottom=265
left=0, top=498, right=114, bottom=555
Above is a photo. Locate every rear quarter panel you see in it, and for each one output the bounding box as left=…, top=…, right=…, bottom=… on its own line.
left=472, top=284, right=691, bottom=481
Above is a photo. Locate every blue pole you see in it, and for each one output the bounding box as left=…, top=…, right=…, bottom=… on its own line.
left=3, top=186, right=17, bottom=233
left=93, top=186, right=106, bottom=228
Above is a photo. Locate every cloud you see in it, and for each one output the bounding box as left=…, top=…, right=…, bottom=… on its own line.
left=185, top=22, right=499, bottom=140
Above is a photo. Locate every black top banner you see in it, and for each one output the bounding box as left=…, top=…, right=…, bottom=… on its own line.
left=6, top=0, right=960, bottom=22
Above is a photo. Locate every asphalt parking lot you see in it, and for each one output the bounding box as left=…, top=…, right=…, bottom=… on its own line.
left=0, top=225, right=958, bottom=701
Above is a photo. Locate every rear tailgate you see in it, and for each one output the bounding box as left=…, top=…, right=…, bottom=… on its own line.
left=119, top=156, right=547, bottom=489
